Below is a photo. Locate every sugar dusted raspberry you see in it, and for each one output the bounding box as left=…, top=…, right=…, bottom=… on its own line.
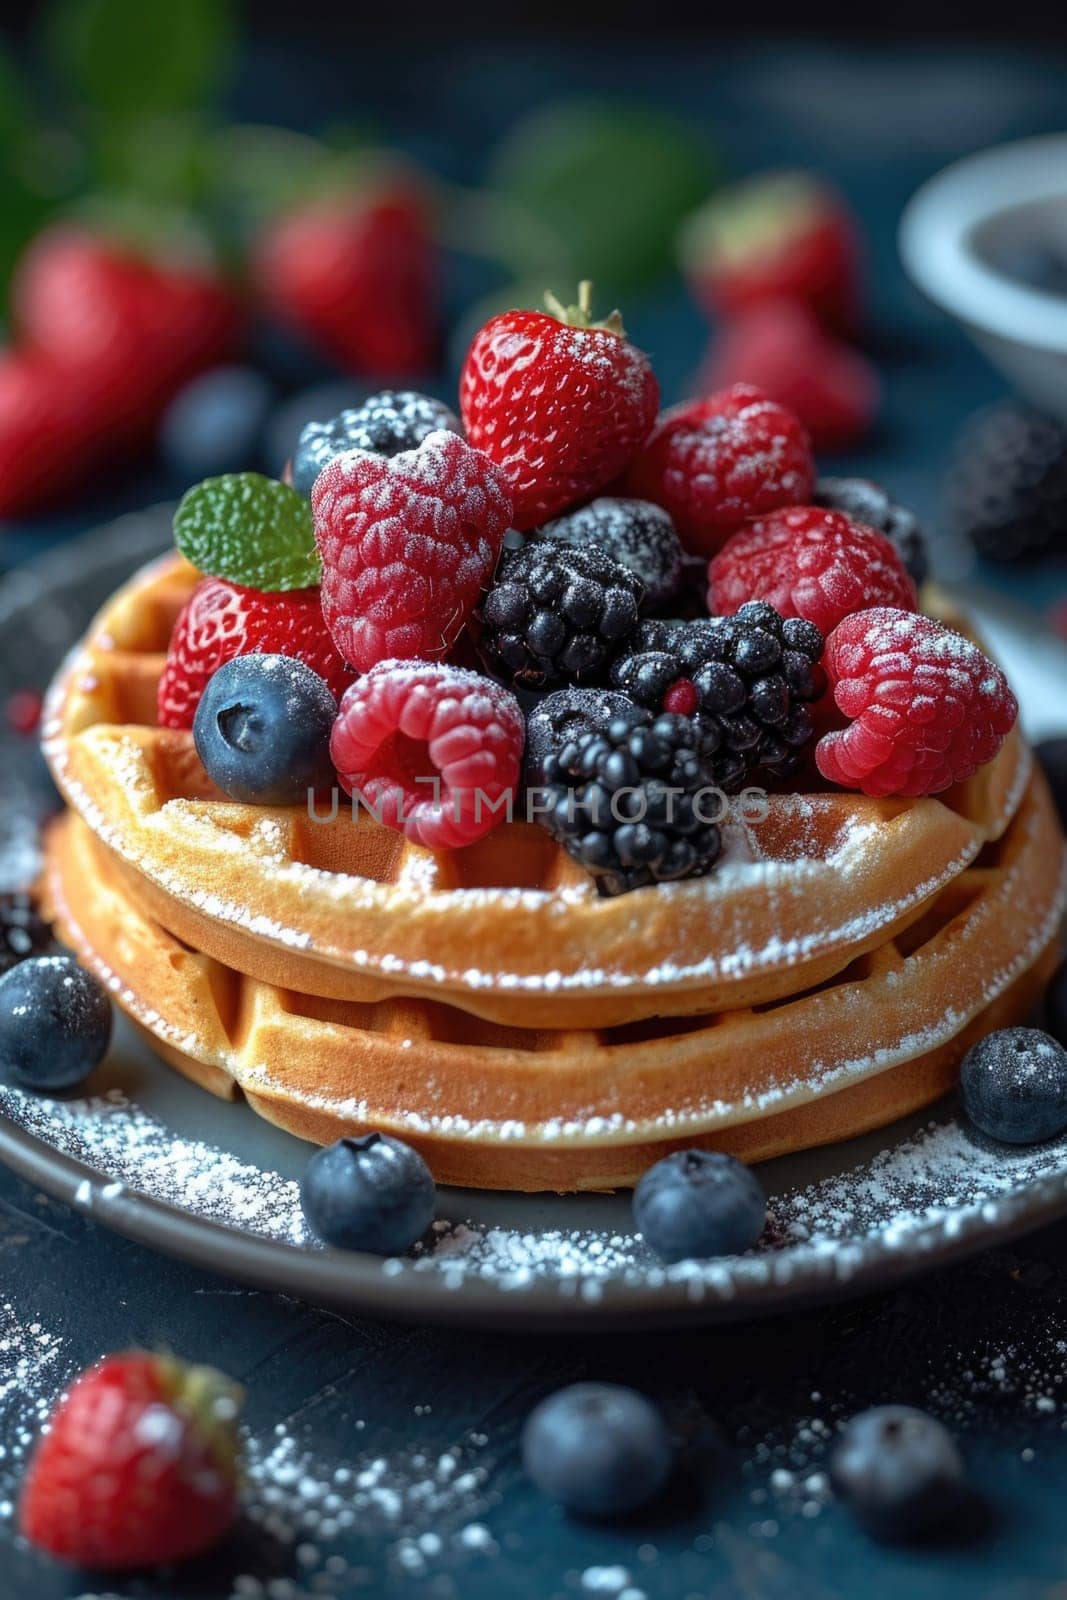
left=312, top=429, right=512, bottom=674
left=330, top=660, right=525, bottom=850
left=621, top=383, right=815, bottom=557
left=708, top=505, right=918, bottom=638
left=815, top=608, right=1018, bottom=797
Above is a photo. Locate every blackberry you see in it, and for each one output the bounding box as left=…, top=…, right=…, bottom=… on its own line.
left=523, top=686, right=642, bottom=789
left=815, top=476, right=929, bottom=588
left=611, top=602, right=825, bottom=791
left=945, top=400, right=1067, bottom=563
left=478, top=542, right=642, bottom=689
left=539, top=712, right=723, bottom=897
left=535, top=497, right=684, bottom=611
left=292, top=391, right=460, bottom=497
left=0, top=892, right=52, bottom=976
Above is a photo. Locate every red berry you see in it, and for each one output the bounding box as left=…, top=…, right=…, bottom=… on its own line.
left=158, top=576, right=356, bottom=730
left=459, top=287, right=659, bottom=531
left=622, top=384, right=815, bottom=558
left=680, top=170, right=862, bottom=335
left=663, top=678, right=699, bottom=715
left=0, top=350, right=109, bottom=517
left=6, top=688, right=43, bottom=736
left=702, top=298, right=879, bottom=452
left=331, top=660, right=525, bottom=849
left=312, top=429, right=512, bottom=674
left=815, top=608, right=1018, bottom=797
left=253, top=188, right=438, bottom=377
left=19, top=1350, right=241, bottom=1571
left=708, top=505, right=918, bottom=638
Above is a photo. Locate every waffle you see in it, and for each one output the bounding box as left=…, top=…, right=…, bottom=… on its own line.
left=43, top=553, right=1032, bottom=1029
left=43, top=762, right=1065, bottom=1190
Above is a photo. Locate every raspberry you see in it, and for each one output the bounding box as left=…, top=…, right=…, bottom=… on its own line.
left=621, top=383, right=815, bottom=558
left=815, top=477, right=929, bottom=588
left=158, top=577, right=355, bottom=731
left=708, top=505, right=918, bottom=638
left=312, top=430, right=511, bottom=673
left=815, top=608, right=1018, bottom=797
left=330, top=661, right=525, bottom=850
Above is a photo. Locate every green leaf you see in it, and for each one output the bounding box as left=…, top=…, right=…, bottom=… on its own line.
left=174, top=475, right=322, bottom=593
left=42, top=0, right=235, bottom=120
left=488, top=99, right=717, bottom=300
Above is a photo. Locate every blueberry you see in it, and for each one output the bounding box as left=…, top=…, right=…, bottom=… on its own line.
left=960, top=1027, right=1067, bottom=1145
left=291, top=391, right=461, bottom=498
left=300, top=1132, right=436, bottom=1254
left=633, top=1149, right=766, bottom=1262
left=193, top=655, right=337, bottom=805
left=0, top=892, right=52, bottom=975
left=522, top=1383, right=673, bottom=1518
left=160, top=366, right=275, bottom=480
left=0, top=956, right=112, bottom=1090
left=830, top=1406, right=965, bottom=1540
left=1036, top=738, right=1067, bottom=830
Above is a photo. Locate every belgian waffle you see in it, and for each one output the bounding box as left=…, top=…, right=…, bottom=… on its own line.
left=44, top=763, right=1065, bottom=1190
left=43, top=554, right=1032, bottom=1030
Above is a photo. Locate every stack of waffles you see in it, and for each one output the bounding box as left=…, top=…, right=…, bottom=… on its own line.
left=41, top=553, right=1066, bottom=1191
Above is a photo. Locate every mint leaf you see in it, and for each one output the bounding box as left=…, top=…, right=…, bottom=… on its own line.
left=174, top=474, right=322, bottom=593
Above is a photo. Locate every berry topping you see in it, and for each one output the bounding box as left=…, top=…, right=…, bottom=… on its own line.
left=330, top=660, right=525, bottom=850
left=621, top=383, right=815, bottom=558
left=815, top=475, right=929, bottom=588
left=477, top=541, right=642, bottom=688
left=708, top=505, right=918, bottom=638
left=19, top=1350, right=242, bottom=1570
left=522, top=1383, right=673, bottom=1519
left=158, top=576, right=355, bottom=731
left=815, top=609, right=1018, bottom=798
left=313, top=429, right=511, bottom=673
left=612, top=604, right=826, bottom=791
left=300, top=1132, right=437, bottom=1254
left=538, top=712, right=723, bottom=897
left=0, top=955, right=112, bottom=1091
left=174, top=472, right=320, bottom=592
left=534, top=496, right=684, bottom=610
left=0, top=891, right=52, bottom=975
left=946, top=399, right=1067, bottom=564
left=292, top=390, right=461, bottom=498
left=829, top=1406, right=966, bottom=1541
left=633, top=1149, right=767, bottom=1262
left=193, top=655, right=337, bottom=805
left=459, top=282, right=659, bottom=530
left=960, top=1028, right=1067, bottom=1146
left=522, top=685, right=642, bottom=788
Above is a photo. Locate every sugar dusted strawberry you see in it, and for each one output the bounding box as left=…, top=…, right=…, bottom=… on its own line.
left=708, top=505, right=918, bottom=638
left=158, top=576, right=355, bottom=730
left=459, top=282, right=659, bottom=530
left=19, top=1350, right=241, bottom=1571
left=331, top=660, right=525, bottom=849
left=815, top=608, right=1018, bottom=797
left=621, top=384, right=815, bottom=558
left=312, top=428, right=512, bottom=673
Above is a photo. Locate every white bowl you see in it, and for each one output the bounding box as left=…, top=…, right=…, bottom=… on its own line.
left=899, top=133, right=1067, bottom=420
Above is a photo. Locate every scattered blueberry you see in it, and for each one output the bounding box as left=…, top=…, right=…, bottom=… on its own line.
left=829, top=1406, right=965, bottom=1540
left=0, top=892, right=52, bottom=975
left=292, top=391, right=461, bottom=498
left=160, top=366, right=275, bottom=480
left=1036, top=737, right=1067, bottom=829
left=960, top=1027, right=1067, bottom=1145
left=522, top=1383, right=673, bottom=1518
left=193, top=655, right=337, bottom=805
left=0, top=955, right=112, bottom=1091
left=535, top=497, right=684, bottom=610
left=299, top=1132, right=436, bottom=1254
left=633, top=1149, right=767, bottom=1262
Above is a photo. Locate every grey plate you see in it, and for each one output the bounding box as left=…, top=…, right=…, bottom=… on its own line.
left=1, top=512, right=1067, bottom=1332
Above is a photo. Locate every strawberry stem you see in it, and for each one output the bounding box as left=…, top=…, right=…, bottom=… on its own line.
left=543, top=281, right=626, bottom=337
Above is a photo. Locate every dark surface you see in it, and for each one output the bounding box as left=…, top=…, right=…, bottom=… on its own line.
left=3, top=32, right=1067, bottom=1600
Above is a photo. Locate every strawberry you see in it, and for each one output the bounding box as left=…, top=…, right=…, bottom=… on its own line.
left=19, top=1350, right=242, bottom=1571
left=459, top=282, right=659, bottom=530
left=253, top=186, right=438, bottom=378
left=158, top=575, right=356, bottom=730
left=679, top=170, right=862, bottom=335
left=700, top=298, right=880, bottom=452
left=0, top=349, right=107, bottom=518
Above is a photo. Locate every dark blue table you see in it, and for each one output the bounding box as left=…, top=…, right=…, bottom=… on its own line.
left=3, top=36, right=1067, bottom=1600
